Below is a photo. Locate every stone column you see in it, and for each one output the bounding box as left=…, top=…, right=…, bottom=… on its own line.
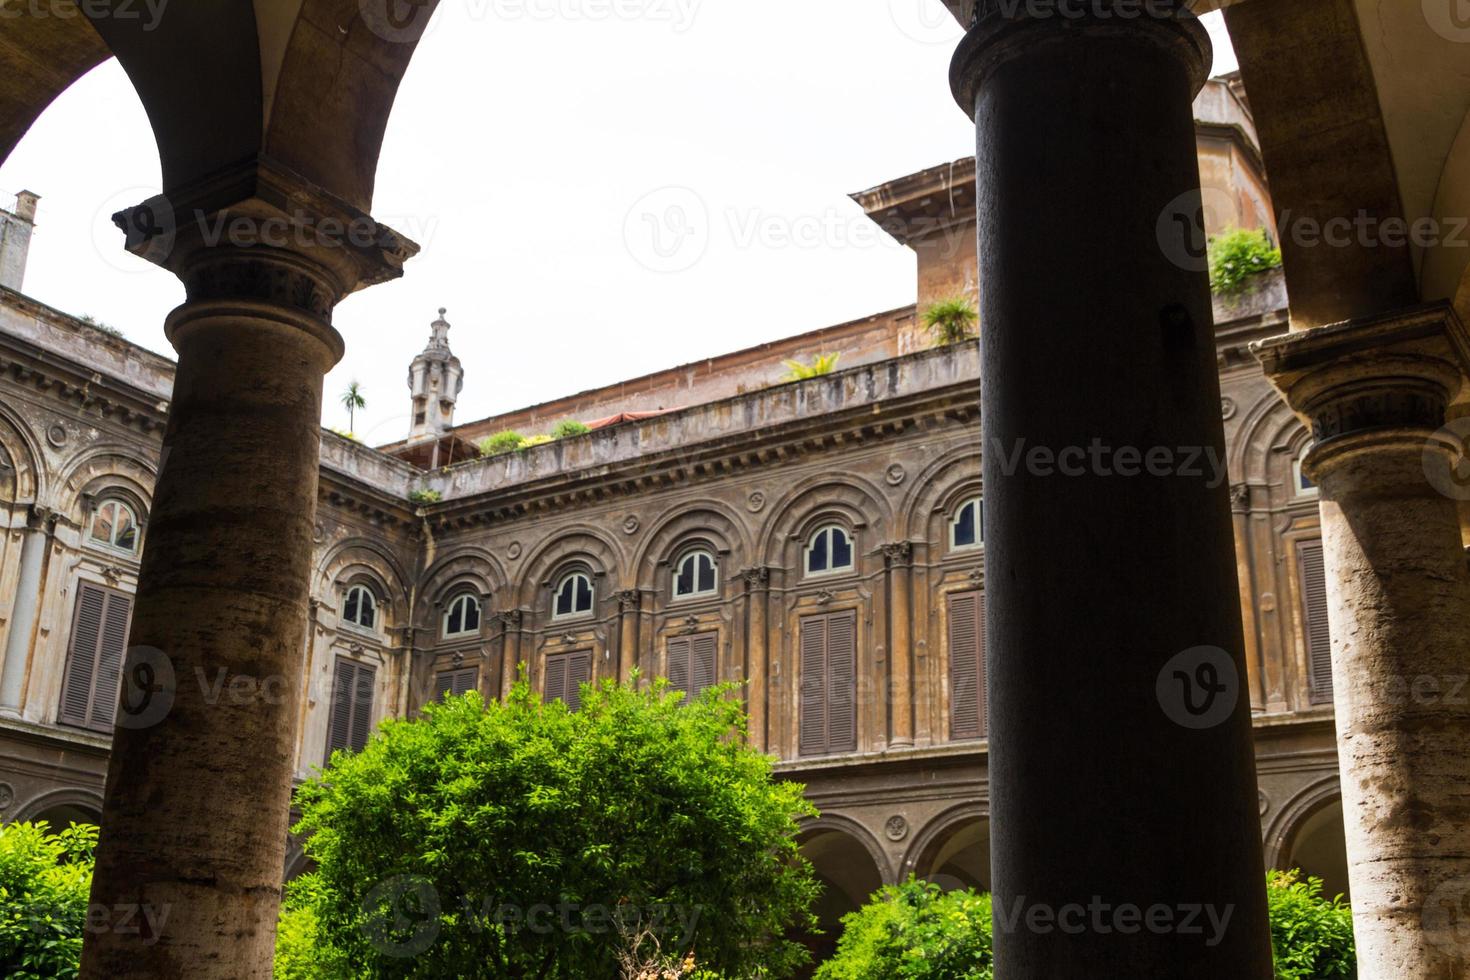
left=80, top=173, right=414, bottom=979
left=951, top=5, right=1273, bottom=975
left=498, top=611, right=523, bottom=698
left=884, top=543, right=914, bottom=748
left=1255, top=304, right=1470, bottom=979
left=617, top=590, right=640, bottom=684
left=741, top=568, right=769, bottom=749
left=0, top=505, right=52, bottom=714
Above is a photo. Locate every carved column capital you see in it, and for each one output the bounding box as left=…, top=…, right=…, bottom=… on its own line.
left=494, top=610, right=523, bottom=630
left=738, top=567, right=770, bottom=590
left=883, top=542, right=914, bottom=566
left=24, top=504, right=55, bottom=531
left=615, top=590, right=641, bottom=613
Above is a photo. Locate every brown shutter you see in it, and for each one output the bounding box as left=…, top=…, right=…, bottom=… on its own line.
left=325, top=659, right=375, bottom=762
left=826, top=611, right=857, bottom=754
left=348, top=664, right=375, bottom=752
left=667, top=636, right=691, bottom=702
left=691, top=632, right=718, bottom=696
left=1297, top=539, right=1334, bottom=704
left=59, top=583, right=131, bottom=733
left=543, top=653, right=568, bottom=705
left=567, top=651, right=592, bottom=712
left=949, top=590, right=985, bottom=740
left=799, top=615, right=828, bottom=755
left=433, top=667, right=478, bottom=702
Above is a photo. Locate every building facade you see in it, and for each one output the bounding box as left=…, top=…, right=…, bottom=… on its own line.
left=0, top=78, right=1347, bottom=948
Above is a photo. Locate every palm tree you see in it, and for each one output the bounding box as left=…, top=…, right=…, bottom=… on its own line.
left=922, top=296, right=979, bottom=347
left=340, top=380, right=366, bottom=433
left=781, top=352, right=841, bottom=382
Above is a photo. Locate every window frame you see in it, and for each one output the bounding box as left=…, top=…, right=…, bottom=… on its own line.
left=804, top=524, right=856, bottom=578
left=671, top=549, right=719, bottom=601
left=88, top=498, right=141, bottom=555
left=1292, top=452, right=1318, bottom=499
left=341, top=584, right=379, bottom=633
left=950, top=496, right=983, bottom=551
left=551, top=571, right=595, bottom=621
left=442, top=592, right=482, bottom=638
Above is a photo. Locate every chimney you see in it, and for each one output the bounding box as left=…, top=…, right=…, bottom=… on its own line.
left=0, top=190, right=39, bottom=292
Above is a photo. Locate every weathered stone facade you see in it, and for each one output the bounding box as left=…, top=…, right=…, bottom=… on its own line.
left=0, top=89, right=1346, bottom=950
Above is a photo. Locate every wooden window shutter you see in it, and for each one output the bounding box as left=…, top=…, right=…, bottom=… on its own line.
left=826, top=611, right=857, bottom=754
left=799, top=615, right=829, bottom=755
left=691, top=632, right=718, bottom=696
left=567, top=651, right=592, bottom=712
left=543, top=654, right=568, bottom=706
left=59, top=583, right=131, bottom=733
left=325, top=659, right=376, bottom=762
left=949, top=590, right=986, bottom=740
left=434, top=667, right=478, bottom=701
left=1297, top=539, right=1334, bottom=704
left=667, top=637, right=692, bottom=702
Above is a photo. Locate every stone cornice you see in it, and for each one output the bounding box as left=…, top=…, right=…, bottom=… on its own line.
left=0, top=333, right=170, bottom=437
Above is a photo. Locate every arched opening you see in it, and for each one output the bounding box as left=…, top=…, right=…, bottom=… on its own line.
left=1279, top=799, right=1351, bottom=903
left=797, top=826, right=885, bottom=972
left=911, top=816, right=990, bottom=893
left=31, top=802, right=101, bottom=829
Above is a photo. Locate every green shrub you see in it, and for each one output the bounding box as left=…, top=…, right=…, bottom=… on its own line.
left=519, top=434, right=554, bottom=450
left=1266, top=870, right=1355, bottom=979
left=287, top=679, right=819, bottom=978
left=0, top=821, right=97, bottom=980
left=551, top=420, right=591, bottom=439
left=1209, top=227, right=1282, bottom=293
left=477, top=431, right=526, bottom=456
left=922, top=297, right=979, bottom=347
left=782, top=353, right=841, bottom=381
left=407, top=489, right=441, bottom=505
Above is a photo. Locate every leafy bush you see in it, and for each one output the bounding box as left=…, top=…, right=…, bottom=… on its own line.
left=1209, top=227, right=1282, bottom=293
left=519, top=434, right=555, bottom=450
left=782, top=353, right=841, bottom=382
left=477, top=431, right=526, bottom=456
left=0, top=821, right=97, bottom=980
left=407, top=489, right=441, bottom=505
left=815, top=871, right=1353, bottom=980
left=815, top=877, right=993, bottom=980
left=551, top=420, right=592, bottom=439
left=1266, top=870, right=1355, bottom=979
left=922, top=297, right=979, bottom=347
left=286, top=679, right=819, bottom=978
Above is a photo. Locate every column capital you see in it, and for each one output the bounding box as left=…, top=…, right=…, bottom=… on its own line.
left=1253, top=303, right=1470, bottom=451
left=614, top=589, right=642, bottom=613
left=24, top=503, right=55, bottom=531
left=883, top=542, right=915, bottom=566
left=951, top=1, right=1210, bottom=114
left=494, top=609, right=523, bottom=630
left=738, top=567, right=770, bottom=590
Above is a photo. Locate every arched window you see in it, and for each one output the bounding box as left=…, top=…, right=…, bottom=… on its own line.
left=553, top=572, right=595, bottom=620
left=1293, top=447, right=1317, bottom=498
left=805, top=525, right=854, bottom=576
left=951, top=496, right=983, bottom=550
left=443, top=593, right=482, bottom=638
left=342, top=585, right=377, bottom=631
left=89, top=499, right=139, bottom=553
left=673, top=549, right=718, bottom=599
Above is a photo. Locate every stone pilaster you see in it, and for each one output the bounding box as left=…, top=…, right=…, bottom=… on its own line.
left=616, top=589, right=641, bottom=685
left=1254, top=302, right=1470, bottom=979
left=952, top=3, right=1273, bottom=974
left=497, top=610, right=523, bottom=698
left=0, top=504, right=55, bottom=714
left=883, top=543, right=915, bottom=748
left=80, top=160, right=416, bottom=980
left=740, top=567, right=770, bottom=750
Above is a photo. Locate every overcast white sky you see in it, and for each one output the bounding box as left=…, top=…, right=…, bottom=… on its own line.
left=0, top=1, right=1237, bottom=445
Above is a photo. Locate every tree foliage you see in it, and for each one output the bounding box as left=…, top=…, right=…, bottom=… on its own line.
left=814, top=878, right=993, bottom=980
left=921, top=297, right=979, bottom=347
left=477, top=430, right=526, bottom=455
left=1209, top=227, right=1282, bottom=293
left=283, top=679, right=819, bottom=978
left=1265, top=870, right=1355, bottom=979
left=781, top=353, right=841, bottom=382
left=0, top=821, right=97, bottom=980
left=551, top=420, right=592, bottom=439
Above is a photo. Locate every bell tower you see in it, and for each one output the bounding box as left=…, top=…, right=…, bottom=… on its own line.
left=407, top=307, right=463, bottom=444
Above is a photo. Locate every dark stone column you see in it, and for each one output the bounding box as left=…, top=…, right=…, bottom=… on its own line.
left=80, top=169, right=414, bottom=979
left=951, top=4, right=1273, bottom=975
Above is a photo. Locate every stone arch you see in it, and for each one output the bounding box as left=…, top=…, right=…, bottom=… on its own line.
left=415, top=545, right=508, bottom=630
left=1231, top=391, right=1311, bottom=490
left=901, top=802, right=990, bottom=892
left=0, top=405, right=43, bottom=504
left=1267, top=777, right=1350, bottom=903
left=316, top=537, right=413, bottom=633
left=515, top=524, right=624, bottom=610
left=631, top=501, right=752, bottom=596
left=797, top=814, right=891, bottom=963
left=899, top=442, right=982, bottom=545
left=758, top=473, right=892, bottom=568
left=55, top=446, right=158, bottom=548
left=14, top=786, right=105, bottom=826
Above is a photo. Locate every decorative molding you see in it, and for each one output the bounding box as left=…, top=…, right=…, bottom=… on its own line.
left=884, top=814, right=910, bottom=842
left=182, top=255, right=335, bottom=322
left=739, top=567, right=770, bottom=590
left=883, top=542, right=914, bottom=565
left=495, top=610, right=523, bottom=630
left=616, top=590, right=641, bottom=613
left=746, top=490, right=766, bottom=513
left=622, top=515, right=640, bottom=535
left=885, top=463, right=906, bottom=486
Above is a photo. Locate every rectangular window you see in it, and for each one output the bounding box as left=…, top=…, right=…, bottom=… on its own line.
left=325, top=658, right=376, bottom=762
left=1297, top=539, right=1333, bottom=704
left=666, top=632, right=718, bottom=703
left=544, top=650, right=592, bottom=711
left=58, top=582, right=132, bottom=733
left=434, top=667, right=478, bottom=701
left=798, top=610, right=857, bottom=757
left=948, top=590, right=987, bottom=740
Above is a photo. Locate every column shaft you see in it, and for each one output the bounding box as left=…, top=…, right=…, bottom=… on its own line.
left=618, top=591, right=640, bottom=685
left=886, top=545, right=914, bottom=748
left=500, top=614, right=521, bottom=698
left=0, top=512, right=47, bottom=712
left=743, top=570, right=768, bottom=750
left=953, top=7, right=1272, bottom=975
